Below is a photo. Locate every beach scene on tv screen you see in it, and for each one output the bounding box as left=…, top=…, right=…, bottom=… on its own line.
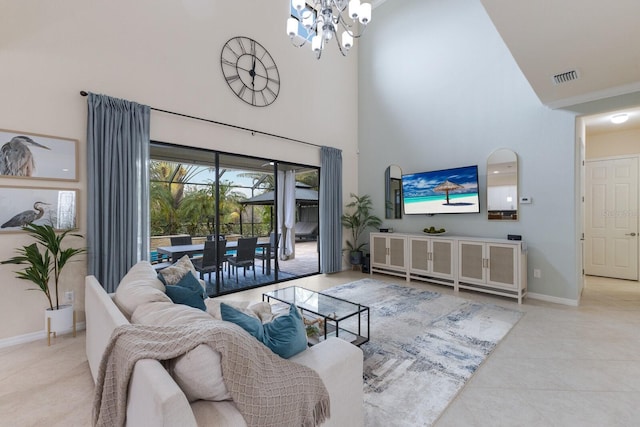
left=402, top=165, right=480, bottom=214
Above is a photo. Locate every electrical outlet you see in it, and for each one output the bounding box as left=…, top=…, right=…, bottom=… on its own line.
left=533, top=269, right=541, bottom=278
left=64, top=290, right=74, bottom=304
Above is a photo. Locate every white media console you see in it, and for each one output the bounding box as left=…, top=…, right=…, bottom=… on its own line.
left=369, top=232, right=527, bottom=304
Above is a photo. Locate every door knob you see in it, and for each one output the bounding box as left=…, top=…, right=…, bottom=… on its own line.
left=625, top=232, right=637, bottom=236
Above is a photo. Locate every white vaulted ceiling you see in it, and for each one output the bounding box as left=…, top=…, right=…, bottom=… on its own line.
left=373, top=0, right=640, bottom=109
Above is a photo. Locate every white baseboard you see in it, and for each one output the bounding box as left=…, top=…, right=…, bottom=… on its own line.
left=0, top=322, right=86, bottom=349
left=527, top=292, right=579, bottom=307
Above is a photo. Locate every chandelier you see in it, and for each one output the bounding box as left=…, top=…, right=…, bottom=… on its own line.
left=287, top=0, right=372, bottom=59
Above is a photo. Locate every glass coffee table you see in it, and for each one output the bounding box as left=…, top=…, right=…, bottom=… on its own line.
left=263, top=286, right=369, bottom=346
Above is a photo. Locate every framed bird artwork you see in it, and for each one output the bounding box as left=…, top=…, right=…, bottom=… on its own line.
left=0, top=186, right=78, bottom=232
left=0, top=129, right=78, bottom=181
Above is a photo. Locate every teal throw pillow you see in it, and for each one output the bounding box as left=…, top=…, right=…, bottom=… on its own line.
left=262, top=303, right=307, bottom=359
left=220, top=303, right=264, bottom=342
left=174, top=271, right=206, bottom=299
left=165, top=284, right=206, bottom=311
left=157, top=272, right=168, bottom=286
left=220, top=302, right=307, bottom=359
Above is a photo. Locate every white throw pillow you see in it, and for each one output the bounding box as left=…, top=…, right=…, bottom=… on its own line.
left=206, top=299, right=250, bottom=320
left=131, top=301, right=231, bottom=402
left=205, top=299, right=274, bottom=322
left=248, top=301, right=276, bottom=323
left=158, top=255, right=200, bottom=286
left=114, top=261, right=171, bottom=318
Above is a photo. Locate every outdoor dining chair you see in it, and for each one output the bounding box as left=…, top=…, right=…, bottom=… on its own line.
left=169, top=235, right=193, bottom=261
left=227, top=237, right=257, bottom=283
left=170, top=236, right=193, bottom=245
left=192, top=240, right=227, bottom=285
left=255, top=232, right=280, bottom=275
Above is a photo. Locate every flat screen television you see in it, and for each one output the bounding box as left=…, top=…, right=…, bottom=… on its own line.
left=402, top=165, right=480, bottom=215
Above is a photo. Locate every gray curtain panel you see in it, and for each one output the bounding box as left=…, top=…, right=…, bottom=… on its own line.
left=87, top=93, right=150, bottom=292
left=319, top=146, right=343, bottom=273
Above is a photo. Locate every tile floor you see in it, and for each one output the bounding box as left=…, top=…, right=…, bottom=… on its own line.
left=437, top=274, right=640, bottom=427
left=0, top=272, right=638, bottom=426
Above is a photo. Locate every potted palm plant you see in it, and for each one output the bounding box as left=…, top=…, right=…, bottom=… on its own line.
left=1, top=223, right=85, bottom=340
left=341, top=193, right=382, bottom=266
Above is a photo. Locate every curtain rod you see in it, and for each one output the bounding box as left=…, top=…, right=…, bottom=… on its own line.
left=79, top=90, right=321, bottom=149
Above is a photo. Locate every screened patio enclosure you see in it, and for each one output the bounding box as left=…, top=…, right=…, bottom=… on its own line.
left=149, top=142, right=320, bottom=296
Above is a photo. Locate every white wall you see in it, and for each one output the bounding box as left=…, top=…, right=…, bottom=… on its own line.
left=0, top=0, right=359, bottom=341
left=358, top=0, right=579, bottom=301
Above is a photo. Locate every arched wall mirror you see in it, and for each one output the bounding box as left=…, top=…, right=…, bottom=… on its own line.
left=487, top=149, right=518, bottom=220
left=385, top=165, right=403, bottom=219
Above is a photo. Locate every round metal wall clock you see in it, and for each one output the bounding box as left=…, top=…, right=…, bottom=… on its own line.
left=220, top=36, right=280, bottom=107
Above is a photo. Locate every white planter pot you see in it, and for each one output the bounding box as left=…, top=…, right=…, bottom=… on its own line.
left=45, top=304, right=74, bottom=334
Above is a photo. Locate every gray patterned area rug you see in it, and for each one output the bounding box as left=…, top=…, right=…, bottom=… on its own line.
left=321, top=278, right=523, bottom=426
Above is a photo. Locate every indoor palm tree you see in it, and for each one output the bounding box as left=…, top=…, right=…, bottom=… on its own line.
left=341, top=193, right=382, bottom=265
left=1, top=223, right=85, bottom=310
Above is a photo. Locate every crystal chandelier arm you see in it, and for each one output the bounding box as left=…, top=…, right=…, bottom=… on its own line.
left=334, top=7, right=369, bottom=39
left=287, top=2, right=320, bottom=48
left=312, top=34, right=325, bottom=59
left=290, top=35, right=312, bottom=49
left=287, top=0, right=371, bottom=58
left=334, top=33, right=350, bottom=57
left=336, top=18, right=369, bottom=39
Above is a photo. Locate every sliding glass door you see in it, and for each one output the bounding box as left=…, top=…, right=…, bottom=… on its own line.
left=149, top=143, right=319, bottom=296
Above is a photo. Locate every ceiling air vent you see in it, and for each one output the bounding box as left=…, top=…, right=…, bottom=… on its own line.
left=552, top=70, right=579, bottom=85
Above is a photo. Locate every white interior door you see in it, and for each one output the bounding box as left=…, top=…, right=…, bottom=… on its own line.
left=585, top=157, right=639, bottom=280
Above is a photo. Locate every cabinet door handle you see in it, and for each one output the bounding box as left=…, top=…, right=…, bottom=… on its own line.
left=625, top=232, right=637, bottom=236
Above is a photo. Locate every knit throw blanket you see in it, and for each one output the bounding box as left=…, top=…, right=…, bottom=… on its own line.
left=92, top=321, right=330, bottom=427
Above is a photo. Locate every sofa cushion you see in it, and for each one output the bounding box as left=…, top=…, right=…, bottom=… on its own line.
left=131, top=301, right=213, bottom=326
left=191, top=401, right=247, bottom=426
left=221, top=302, right=307, bottom=359
left=114, top=261, right=171, bottom=318
left=131, top=301, right=231, bottom=402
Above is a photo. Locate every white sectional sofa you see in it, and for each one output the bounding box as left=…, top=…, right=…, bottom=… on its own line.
left=85, top=261, right=364, bottom=426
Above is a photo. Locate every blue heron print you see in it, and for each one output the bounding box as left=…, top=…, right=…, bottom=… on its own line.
left=1, top=202, right=50, bottom=228
left=0, top=135, right=50, bottom=176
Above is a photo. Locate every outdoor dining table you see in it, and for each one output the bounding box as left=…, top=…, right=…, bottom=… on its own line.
left=156, top=238, right=273, bottom=275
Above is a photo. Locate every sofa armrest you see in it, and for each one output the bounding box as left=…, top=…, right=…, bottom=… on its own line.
left=85, top=275, right=198, bottom=426
left=291, top=338, right=364, bottom=427
left=126, top=359, right=197, bottom=427
left=85, top=276, right=129, bottom=382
